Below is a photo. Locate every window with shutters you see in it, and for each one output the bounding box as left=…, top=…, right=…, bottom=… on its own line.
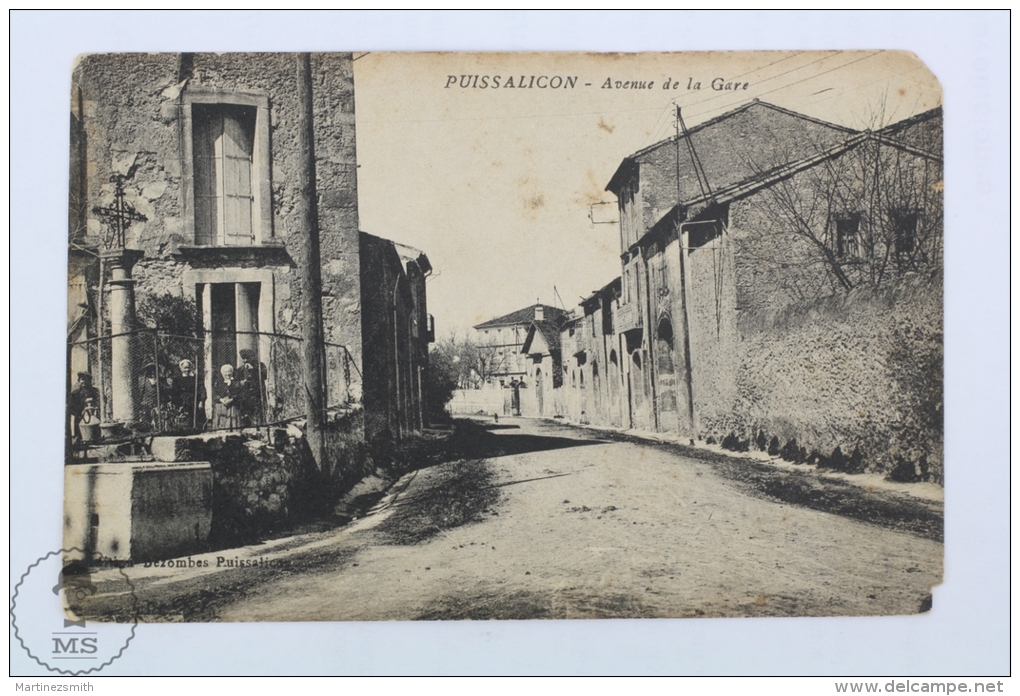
left=832, top=215, right=861, bottom=259
left=193, top=104, right=256, bottom=246
left=892, top=210, right=918, bottom=255
left=182, top=91, right=272, bottom=247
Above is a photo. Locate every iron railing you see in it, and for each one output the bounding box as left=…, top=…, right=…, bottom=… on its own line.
left=68, top=329, right=360, bottom=445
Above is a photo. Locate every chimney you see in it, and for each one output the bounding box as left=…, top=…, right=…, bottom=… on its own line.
left=534, top=305, right=544, bottom=321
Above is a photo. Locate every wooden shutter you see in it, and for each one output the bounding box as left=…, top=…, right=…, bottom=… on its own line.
left=193, top=107, right=219, bottom=246
left=193, top=104, right=255, bottom=245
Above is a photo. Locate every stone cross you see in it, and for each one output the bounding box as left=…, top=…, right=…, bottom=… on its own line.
left=92, top=174, right=147, bottom=250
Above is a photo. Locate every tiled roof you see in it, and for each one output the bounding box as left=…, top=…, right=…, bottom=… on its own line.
left=474, top=303, right=568, bottom=330
left=582, top=277, right=622, bottom=307
left=606, top=99, right=857, bottom=197
left=521, top=319, right=563, bottom=355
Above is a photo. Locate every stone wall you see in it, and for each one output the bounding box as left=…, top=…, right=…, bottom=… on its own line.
left=694, top=272, right=943, bottom=482
left=590, top=103, right=943, bottom=482
left=359, top=232, right=400, bottom=441
left=323, top=407, right=371, bottom=491
left=686, top=227, right=740, bottom=437
left=680, top=124, right=942, bottom=482
left=150, top=406, right=367, bottom=546
left=64, top=461, right=213, bottom=563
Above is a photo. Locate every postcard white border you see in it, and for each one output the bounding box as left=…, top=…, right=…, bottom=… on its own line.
left=10, top=10, right=1009, bottom=675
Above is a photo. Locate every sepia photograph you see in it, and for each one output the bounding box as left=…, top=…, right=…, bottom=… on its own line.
left=10, top=10, right=1009, bottom=677
left=62, top=49, right=944, bottom=623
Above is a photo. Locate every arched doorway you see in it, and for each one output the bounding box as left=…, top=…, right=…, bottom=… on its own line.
left=535, top=366, right=544, bottom=416
left=630, top=349, right=643, bottom=428
left=656, top=317, right=678, bottom=430
left=577, top=368, right=584, bottom=419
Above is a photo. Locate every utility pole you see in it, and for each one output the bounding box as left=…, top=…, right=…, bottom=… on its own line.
left=295, top=53, right=327, bottom=471
left=674, top=105, right=698, bottom=439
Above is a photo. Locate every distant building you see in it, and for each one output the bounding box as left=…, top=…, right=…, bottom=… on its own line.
left=559, top=278, right=622, bottom=427
left=471, top=303, right=567, bottom=388
left=519, top=309, right=569, bottom=417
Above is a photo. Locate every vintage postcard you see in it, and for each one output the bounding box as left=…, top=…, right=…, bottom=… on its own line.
left=57, top=50, right=943, bottom=628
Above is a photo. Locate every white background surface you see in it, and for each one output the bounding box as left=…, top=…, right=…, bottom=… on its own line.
left=9, top=10, right=1010, bottom=675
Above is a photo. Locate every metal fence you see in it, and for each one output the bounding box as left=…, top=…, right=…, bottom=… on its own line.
left=68, top=329, right=360, bottom=445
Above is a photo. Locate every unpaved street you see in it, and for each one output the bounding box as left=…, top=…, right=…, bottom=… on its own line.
left=83, top=418, right=942, bottom=621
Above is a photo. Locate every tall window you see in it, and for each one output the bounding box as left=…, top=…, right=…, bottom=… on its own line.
left=618, top=179, right=640, bottom=249
left=892, top=211, right=918, bottom=255
left=183, top=90, right=271, bottom=246
left=193, top=104, right=256, bottom=246
left=833, top=215, right=860, bottom=259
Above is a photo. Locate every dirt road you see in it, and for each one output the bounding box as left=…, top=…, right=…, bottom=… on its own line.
left=82, top=417, right=943, bottom=621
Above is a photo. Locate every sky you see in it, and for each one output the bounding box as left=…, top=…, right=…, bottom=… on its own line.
left=353, top=51, right=941, bottom=334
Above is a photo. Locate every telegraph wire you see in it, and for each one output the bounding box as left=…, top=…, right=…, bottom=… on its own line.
left=803, top=64, right=931, bottom=124
left=359, top=104, right=667, bottom=125
left=726, top=50, right=807, bottom=80
left=362, top=52, right=847, bottom=126
left=361, top=52, right=882, bottom=129
left=668, top=51, right=843, bottom=117
left=682, top=50, right=885, bottom=121
left=640, top=101, right=680, bottom=150
left=641, top=51, right=845, bottom=149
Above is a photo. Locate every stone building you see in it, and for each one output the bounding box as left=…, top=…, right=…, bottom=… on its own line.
left=65, top=53, right=433, bottom=561
left=70, top=53, right=358, bottom=433
left=557, top=100, right=944, bottom=481
left=559, top=279, right=622, bottom=427
left=604, top=100, right=859, bottom=436
left=359, top=233, right=433, bottom=442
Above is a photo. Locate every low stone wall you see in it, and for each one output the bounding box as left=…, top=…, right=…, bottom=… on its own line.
left=447, top=388, right=507, bottom=415
left=696, top=273, right=943, bottom=483
left=323, top=407, right=371, bottom=494
left=151, top=406, right=368, bottom=546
